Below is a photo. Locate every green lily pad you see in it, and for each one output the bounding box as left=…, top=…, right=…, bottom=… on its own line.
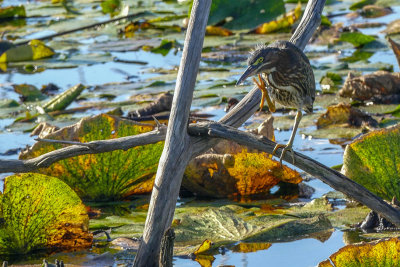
left=207, top=0, right=285, bottom=30
left=0, top=5, right=26, bottom=19
left=19, top=114, right=164, bottom=201
left=150, top=39, right=178, bottom=56
left=0, top=40, right=55, bottom=63
left=101, top=0, right=121, bottom=16
left=349, top=0, right=375, bottom=10
left=339, top=32, right=375, bottom=48
left=340, top=50, right=373, bottom=63
left=0, top=99, right=19, bottom=108
left=13, top=83, right=47, bottom=102
left=0, top=173, right=92, bottom=254
left=342, top=124, right=400, bottom=201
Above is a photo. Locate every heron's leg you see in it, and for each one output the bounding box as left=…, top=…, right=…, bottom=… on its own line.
left=272, top=110, right=302, bottom=165
left=252, top=74, right=276, bottom=112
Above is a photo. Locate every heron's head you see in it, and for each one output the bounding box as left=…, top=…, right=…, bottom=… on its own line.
left=236, top=44, right=279, bottom=85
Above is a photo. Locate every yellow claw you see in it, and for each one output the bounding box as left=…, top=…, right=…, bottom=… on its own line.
left=272, top=143, right=295, bottom=167
left=252, top=74, right=276, bottom=112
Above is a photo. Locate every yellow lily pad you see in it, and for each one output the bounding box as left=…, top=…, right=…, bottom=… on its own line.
left=194, top=239, right=214, bottom=254
left=254, top=2, right=302, bottom=34
left=0, top=173, right=92, bottom=254
left=0, top=40, right=54, bottom=63
left=318, top=238, right=400, bottom=267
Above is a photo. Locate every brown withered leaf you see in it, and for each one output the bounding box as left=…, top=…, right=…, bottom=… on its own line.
left=183, top=150, right=302, bottom=198
left=339, top=71, right=400, bottom=103
left=316, top=102, right=378, bottom=129
left=384, top=19, right=400, bottom=35
left=360, top=5, right=392, bottom=18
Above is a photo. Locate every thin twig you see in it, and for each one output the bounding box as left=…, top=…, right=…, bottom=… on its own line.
left=15, top=11, right=152, bottom=46
left=35, top=138, right=92, bottom=147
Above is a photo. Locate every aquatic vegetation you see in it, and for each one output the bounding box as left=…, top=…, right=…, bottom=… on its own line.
left=20, top=114, right=164, bottom=201
left=343, top=124, right=400, bottom=200
left=0, top=173, right=92, bottom=254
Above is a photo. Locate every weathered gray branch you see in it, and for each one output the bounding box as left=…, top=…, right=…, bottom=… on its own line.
left=133, top=1, right=212, bottom=266
left=189, top=122, right=400, bottom=226
left=0, top=127, right=166, bottom=173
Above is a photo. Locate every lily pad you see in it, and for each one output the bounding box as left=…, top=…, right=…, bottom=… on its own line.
left=183, top=150, right=302, bottom=198
left=0, top=40, right=55, bottom=63
left=207, top=0, right=285, bottom=30
left=319, top=238, right=400, bottom=267
left=252, top=2, right=302, bottom=34
left=0, top=5, right=26, bottom=19
left=13, top=83, right=47, bottom=102
left=19, top=114, right=164, bottom=201
left=0, top=173, right=92, bottom=254
left=342, top=124, right=400, bottom=201
left=316, top=103, right=378, bottom=128
left=339, top=32, right=375, bottom=48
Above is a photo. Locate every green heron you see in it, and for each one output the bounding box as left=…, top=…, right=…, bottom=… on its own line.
left=236, top=41, right=315, bottom=164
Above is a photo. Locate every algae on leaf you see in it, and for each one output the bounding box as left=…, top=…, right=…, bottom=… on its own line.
left=318, top=238, right=400, bottom=267
left=342, top=124, right=400, bottom=200
left=0, top=173, right=92, bottom=254
left=20, top=114, right=164, bottom=201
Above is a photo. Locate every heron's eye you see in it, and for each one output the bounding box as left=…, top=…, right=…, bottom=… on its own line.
left=252, top=57, right=264, bottom=66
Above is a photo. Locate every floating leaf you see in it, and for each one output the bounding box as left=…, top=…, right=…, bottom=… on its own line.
left=339, top=71, right=400, bottom=102
left=253, top=2, right=302, bottom=34
left=13, top=83, right=47, bottom=102
left=205, top=25, right=233, bottom=36
left=42, top=83, right=86, bottom=112
left=318, top=238, right=400, bottom=267
left=101, top=0, right=121, bottom=16
left=183, top=150, right=302, bottom=198
left=339, top=32, right=375, bottom=47
left=343, top=124, right=400, bottom=201
left=194, top=239, right=214, bottom=254
left=340, top=49, right=373, bottom=63
left=0, top=5, right=26, bottom=19
left=150, top=39, right=177, bottom=56
left=0, top=173, right=92, bottom=254
left=0, top=99, right=19, bottom=108
left=360, top=5, right=392, bottom=18
left=207, top=0, right=285, bottom=30
left=349, top=0, right=375, bottom=10
left=316, top=103, right=378, bottom=128
left=0, top=40, right=54, bottom=63
left=384, top=19, right=400, bottom=35
left=20, top=114, right=164, bottom=201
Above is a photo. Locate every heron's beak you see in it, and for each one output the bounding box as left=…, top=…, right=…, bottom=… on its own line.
left=236, top=65, right=257, bottom=85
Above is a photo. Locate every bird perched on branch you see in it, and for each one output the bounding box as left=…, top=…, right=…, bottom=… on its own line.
left=236, top=40, right=315, bottom=165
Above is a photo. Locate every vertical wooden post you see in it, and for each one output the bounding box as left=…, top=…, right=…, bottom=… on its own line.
left=133, top=1, right=212, bottom=266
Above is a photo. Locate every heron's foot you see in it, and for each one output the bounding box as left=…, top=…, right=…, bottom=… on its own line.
left=252, top=75, right=267, bottom=110
left=272, top=143, right=295, bottom=166
left=252, top=74, right=276, bottom=112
